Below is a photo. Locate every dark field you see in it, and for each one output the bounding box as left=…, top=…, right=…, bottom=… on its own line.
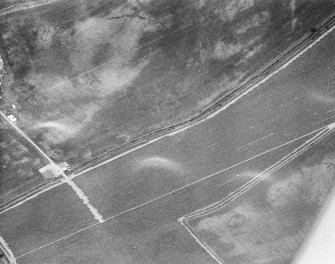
left=1, top=0, right=335, bottom=168
left=183, top=132, right=335, bottom=264
left=0, top=0, right=33, bottom=10
left=0, top=132, right=313, bottom=263
left=0, top=114, right=49, bottom=207
left=2, top=7, right=335, bottom=263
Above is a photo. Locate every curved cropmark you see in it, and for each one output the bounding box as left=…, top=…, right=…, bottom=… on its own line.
left=132, top=156, right=185, bottom=174
left=34, top=121, right=75, bottom=133
left=309, top=91, right=335, bottom=104
left=33, top=121, right=81, bottom=143
left=34, top=121, right=80, bottom=136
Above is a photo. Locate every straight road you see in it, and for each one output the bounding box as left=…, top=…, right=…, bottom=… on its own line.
left=3, top=9, right=335, bottom=264
left=0, top=111, right=105, bottom=223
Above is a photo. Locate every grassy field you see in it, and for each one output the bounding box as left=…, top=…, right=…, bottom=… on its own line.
left=182, top=132, right=335, bottom=264
left=1, top=0, right=335, bottom=168
left=0, top=114, right=50, bottom=206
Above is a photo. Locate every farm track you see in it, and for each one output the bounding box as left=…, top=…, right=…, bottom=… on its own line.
left=0, top=0, right=60, bottom=17
left=2, top=4, right=335, bottom=214
left=74, top=10, right=335, bottom=175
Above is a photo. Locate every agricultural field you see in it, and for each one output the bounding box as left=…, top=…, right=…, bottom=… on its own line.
left=181, top=132, right=335, bottom=264
left=2, top=3, right=335, bottom=262
left=0, top=114, right=49, bottom=207
left=1, top=0, right=335, bottom=169
left=0, top=0, right=30, bottom=10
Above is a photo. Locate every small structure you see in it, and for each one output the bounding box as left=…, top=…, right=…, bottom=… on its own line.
left=6, top=114, right=17, bottom=122
left=39, top=162, right=71, bottom=179
left=58, top=162, right=71, bottom=174
left=10, top=103, right=21, bottom=109
left=39, top=164, right=62, bottom=179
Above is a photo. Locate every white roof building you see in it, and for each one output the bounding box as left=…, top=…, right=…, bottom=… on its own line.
left=39, top=164, right=62, bottom=179
left=58, top=162, right=70, bottom=172
left=7, top=114, right=17, bottom=122
left=39, top=162, right=71, bottom=179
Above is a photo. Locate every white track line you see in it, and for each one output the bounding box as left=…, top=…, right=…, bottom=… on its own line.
left=64, top=241, right=82, bottom=249
left=13, top=125, right=328, bottom=260
left=236, top=133, right=274, bottom=150
left=202, top=22, right=335, bottom=122
left=326, top=107, right=335, bottom=113
left=0, top=235, right=17, bottom=264
left=5, top=14, right=335, bottom=261
left=179, top=125, right=335, bottom=264
left=1, top=124, right=326, bottom=216
left=209, top=129, right=331, bottom=214
left=0, top=182, right=64, bottom=216
left=16, top=222, right=101, bottom=259
left=180, top=122, right=335, bottom=222
left=180, top=221, right=225, bottom=264
left=0, top=178, right=39, bottom=200
left=72, top=136, right=162, bottom=179
left=101, top=128, right=329, bottom=222
left=0, top=0, right=60, bottom=17
left=73, top=19, right=335, bottom=179
left=0, top=111, right=105, bottom=223
left=314, top=113, right=335, bottom=125
left=217, top=177, right=249, bottom=187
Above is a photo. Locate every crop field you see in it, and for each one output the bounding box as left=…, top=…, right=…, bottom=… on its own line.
left=0, top=123, right=318, bottom=263
left=1, top=0, right=335, bottom=168
left=180, top=129, right=335, bottom=264
left=0, top=0, right=31, bottom=10
left=3, top=8, right=335, bottom=262
left=0, top=114, right=49, bottom=207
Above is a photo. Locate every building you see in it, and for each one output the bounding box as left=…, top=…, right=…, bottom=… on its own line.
left=58, top=162, right=71, bottom=174
left=38, top=162, right=71, bottom=179
left=6, top=115, right=17, bottom=122
left=38, top=164, right=62, bottom=179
